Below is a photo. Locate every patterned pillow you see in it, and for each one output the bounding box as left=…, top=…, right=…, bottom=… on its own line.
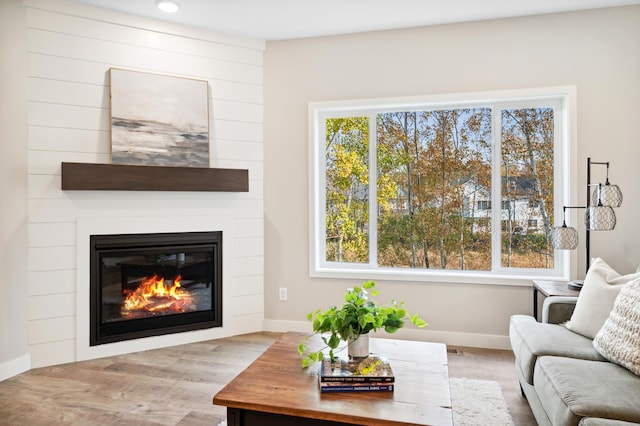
left=593, top=279, right=640, bottom=376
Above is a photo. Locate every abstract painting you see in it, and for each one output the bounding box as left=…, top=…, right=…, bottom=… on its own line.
left=110, top=68, right=210, bottom=167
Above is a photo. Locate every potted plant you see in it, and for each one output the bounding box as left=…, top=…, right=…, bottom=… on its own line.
left=297, top=280, right=427, bottom=367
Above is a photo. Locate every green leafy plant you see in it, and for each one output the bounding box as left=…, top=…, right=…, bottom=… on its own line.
left=297, top=280, right=427, bottom=368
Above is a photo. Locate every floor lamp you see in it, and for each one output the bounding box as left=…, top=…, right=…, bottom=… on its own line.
left=549, top=157, right=623, bottom=289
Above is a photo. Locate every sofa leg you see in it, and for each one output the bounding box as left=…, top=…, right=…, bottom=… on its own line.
left=520, top=384, right=526, bottom=399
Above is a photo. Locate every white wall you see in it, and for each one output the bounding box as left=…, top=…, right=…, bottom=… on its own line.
left=0, top=0, right=30, bottom=381
left=21, top=0, right=265, bottom=368
left=263, top=6, right=640, bottom=348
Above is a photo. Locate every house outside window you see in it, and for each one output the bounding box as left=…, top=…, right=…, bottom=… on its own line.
left=310, top=88, right=573, bottom=283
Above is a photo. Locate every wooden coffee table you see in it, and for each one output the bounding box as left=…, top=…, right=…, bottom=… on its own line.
left=213, top=331, right=452, bottom=425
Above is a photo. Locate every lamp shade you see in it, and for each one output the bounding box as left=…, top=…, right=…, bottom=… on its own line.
left=592, top=183, right=623, bottom=207
left=584, top=205, right=616, bottom=230
left=550, top=225, right=579, bottom=250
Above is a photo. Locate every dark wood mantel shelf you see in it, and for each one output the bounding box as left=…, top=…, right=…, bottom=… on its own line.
left=61, top=162, right=249, bottom=192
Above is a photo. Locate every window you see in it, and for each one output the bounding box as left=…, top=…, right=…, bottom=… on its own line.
left=478, top=200, right=492, bottom=210
left=310, top=89, right=573, bottom=282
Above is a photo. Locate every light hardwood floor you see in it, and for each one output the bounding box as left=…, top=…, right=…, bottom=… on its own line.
left=0, top=332, right=535, bottom=425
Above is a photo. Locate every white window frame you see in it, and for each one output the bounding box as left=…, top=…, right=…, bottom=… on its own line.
left=309, top=87, right=578, bottom=286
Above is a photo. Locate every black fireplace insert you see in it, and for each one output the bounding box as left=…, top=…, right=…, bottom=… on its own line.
left=90, top=231, right=222, bottom=346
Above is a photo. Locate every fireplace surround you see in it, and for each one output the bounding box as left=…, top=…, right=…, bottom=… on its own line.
left=90, top=231, right=222, bottom=346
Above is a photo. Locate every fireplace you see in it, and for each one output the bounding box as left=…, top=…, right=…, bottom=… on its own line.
left=90, top=231, right=222, bottom=346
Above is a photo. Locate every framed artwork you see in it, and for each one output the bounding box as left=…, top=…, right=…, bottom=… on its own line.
left=109, top=68, right=210, bottom=167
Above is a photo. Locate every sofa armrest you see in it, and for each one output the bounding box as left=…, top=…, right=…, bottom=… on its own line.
left=542, top=296, right=578, bottom=324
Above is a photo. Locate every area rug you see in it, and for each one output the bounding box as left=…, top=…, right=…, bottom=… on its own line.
left=450, top=377, right=515, bottom=426
left=217, top=377, right=514, bottom=426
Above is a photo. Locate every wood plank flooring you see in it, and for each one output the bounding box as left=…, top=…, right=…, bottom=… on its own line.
left=0, top=332, right=535, bottom=425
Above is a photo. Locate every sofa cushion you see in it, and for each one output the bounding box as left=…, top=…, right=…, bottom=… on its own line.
left=535, top=356, right=640, bottom=426
left=593, top=279, right=640, bottom=376
left=567, top=258, right=640, bottom=339
left=580, top=419, right=640, bottom=426
left=509, top=315, right=604, bottom=385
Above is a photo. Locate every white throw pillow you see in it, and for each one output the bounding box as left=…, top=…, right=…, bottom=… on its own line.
left=593, top=279, right=640, bottom=376
left=566, top=258, right=640, bottom=339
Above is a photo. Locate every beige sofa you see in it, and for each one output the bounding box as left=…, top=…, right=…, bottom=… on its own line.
left=510, top=296, right=640, bottom=426
left=511, top=259, right=640, bottom=425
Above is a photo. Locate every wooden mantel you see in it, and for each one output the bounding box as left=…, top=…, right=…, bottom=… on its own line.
left=61, top=162, right=249, bottom=192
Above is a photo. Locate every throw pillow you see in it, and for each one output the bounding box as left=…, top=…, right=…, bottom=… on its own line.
left=593, top=279, right=640, bottom=376
left=566, top=258, right=640, bottom=339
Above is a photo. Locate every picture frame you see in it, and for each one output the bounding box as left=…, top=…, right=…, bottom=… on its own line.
left=109, top=68, right=210, bottom=168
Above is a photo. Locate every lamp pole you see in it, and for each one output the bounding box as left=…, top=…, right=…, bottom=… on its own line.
left=586, top=157, right=612, bottom=274
left=586, top=157, right=591, bottom=275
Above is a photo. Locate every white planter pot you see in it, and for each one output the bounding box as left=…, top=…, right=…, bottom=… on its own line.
left=348, top=333, right=370, bottom=359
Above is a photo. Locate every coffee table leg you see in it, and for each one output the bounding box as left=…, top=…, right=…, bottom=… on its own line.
left=227, top=408, right=241, bottom=426
left=533, top=288, right=539, bottom=321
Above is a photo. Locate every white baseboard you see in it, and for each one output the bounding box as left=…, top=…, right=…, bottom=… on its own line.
left=262, top=319, right=511, bottom=350
left=0, top=353, right=31, bottom=382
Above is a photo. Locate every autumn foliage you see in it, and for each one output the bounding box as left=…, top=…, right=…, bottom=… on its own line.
left=325, top=107, right=555, bottom=271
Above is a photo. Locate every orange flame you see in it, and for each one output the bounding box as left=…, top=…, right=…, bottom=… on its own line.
left=121, top=275, right=195, bottom=318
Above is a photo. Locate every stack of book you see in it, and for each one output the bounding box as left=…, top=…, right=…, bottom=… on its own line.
left=318, top=354, right=395, bottom=393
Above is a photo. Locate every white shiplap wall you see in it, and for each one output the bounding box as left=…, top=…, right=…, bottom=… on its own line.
left=25, top=0, right=265, bottom=368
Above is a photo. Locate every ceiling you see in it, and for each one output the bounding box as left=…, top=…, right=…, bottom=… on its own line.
left=68, top=0, right=640, bottom=41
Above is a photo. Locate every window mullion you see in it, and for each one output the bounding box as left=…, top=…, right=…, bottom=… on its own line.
left=369, top=112, right=378, bottom=268
left=491, top=106, right=502, bottom=272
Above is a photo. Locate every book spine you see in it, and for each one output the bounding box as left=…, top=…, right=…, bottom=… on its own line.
left=319, top=384, right=394, bottom=393
left=320, top=377, right=394, bottom=383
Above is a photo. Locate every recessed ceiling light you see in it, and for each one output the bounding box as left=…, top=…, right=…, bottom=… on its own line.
left=155, top=0, right=180, bottom=13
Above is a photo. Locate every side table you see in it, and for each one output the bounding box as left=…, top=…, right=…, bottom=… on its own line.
left=532, top=280, right=580, bottom=321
